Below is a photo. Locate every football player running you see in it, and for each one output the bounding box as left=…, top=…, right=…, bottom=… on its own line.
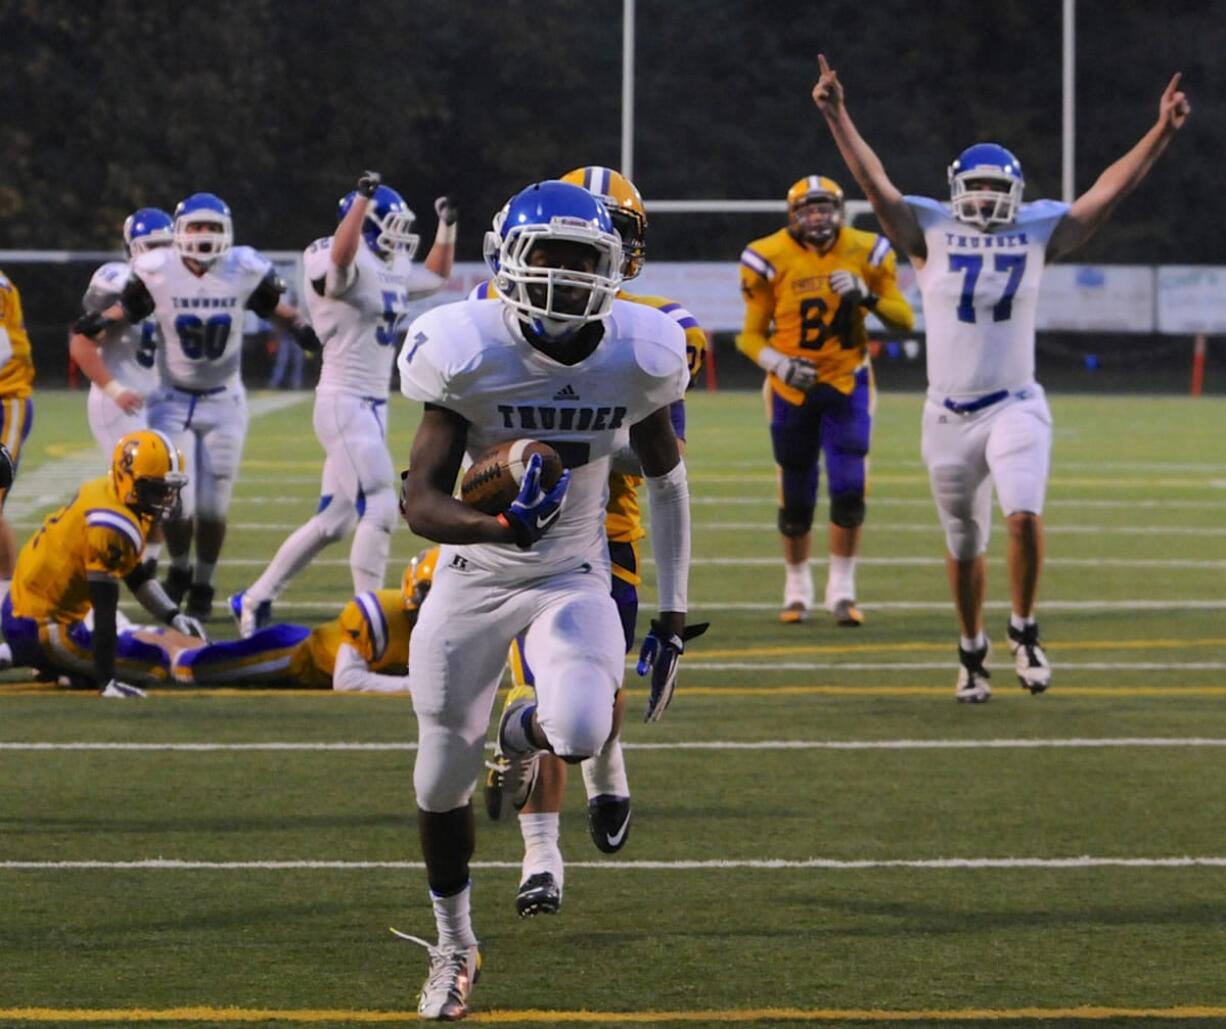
left=395, top=180, right=698, bottom=1020
left=738, top=176, right=913, bottom=626
left=230, top=173, right=455, bottom=636
left=0, top=430, right=206, bottom=698
left=74, top=193, right=320, bottom=621
left=480, top=165, right=708, bottom=920
left=0, top=268, right=36, bottom=606
left=813, top=54, right=1191, bottom=701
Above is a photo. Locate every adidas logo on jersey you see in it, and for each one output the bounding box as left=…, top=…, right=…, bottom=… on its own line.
left=553, top=384, right=580, bottom=401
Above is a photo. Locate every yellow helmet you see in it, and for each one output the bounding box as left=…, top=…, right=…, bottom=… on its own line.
left=786, top=175, right=844, bottom=247
left=560, top=166, right=647, bottom=279
left=402, top=546, right=440, bottom=611
left=109, top=429, right=187, bottom=519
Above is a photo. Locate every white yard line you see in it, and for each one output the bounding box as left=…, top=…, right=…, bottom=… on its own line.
left=683, top=661, right=1226, bottom=671
left=4, top=737, right=1225, bottom=751
left=695, top=522, right=1226, bottom=536
left=3, top=856, right=1225, bottom=870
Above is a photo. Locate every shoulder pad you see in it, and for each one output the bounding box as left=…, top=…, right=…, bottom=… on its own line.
left=132, top=248, right=170, bottom=276
left=304, top=237, right=333, bottom=257
left=227, top=245, right=273, bottom=276
left=904, top=195, right=953, bottom=230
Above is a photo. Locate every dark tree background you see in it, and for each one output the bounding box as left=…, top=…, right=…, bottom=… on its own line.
left=2, top=0, right=1221, bottom=262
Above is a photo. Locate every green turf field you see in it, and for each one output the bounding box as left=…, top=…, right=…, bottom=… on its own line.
left=2, top=389, right=1225, bottom=1027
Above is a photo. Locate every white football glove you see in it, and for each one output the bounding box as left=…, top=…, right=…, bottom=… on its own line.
left=171, top=613, right=208, bottom=640
left=829, top=270, right=869, bottom=305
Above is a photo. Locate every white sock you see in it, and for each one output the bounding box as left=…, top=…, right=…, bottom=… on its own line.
left=825, top=554, right=857, bottom=607
left=350, top=521, right=391, bottom=594
left=519, top=813, right=563, bottom=890
left=581, top=738, right=629, bottom=800
left=960, top=632, right=988, bottom=652
left=430, top=881, right=477, bottom=950
left=144, top=542, right=163, bottom=563
left=0, top=578, right=9, bottom=607
left=0, top=641, right=11, bottom=670
left=194, top=561, right=216, bottom=587
left=783, top=560, right=813, bottom=606
left=1010, top=612, right=1035, bottom=632
left=248, top=519, right=332, bottom=603
left=170, top=553, right=191, bottom=572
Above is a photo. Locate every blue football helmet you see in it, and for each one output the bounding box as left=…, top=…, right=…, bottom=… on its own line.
left=123, top=208, right=173, bottom=258
left=174, top=192, right=233, bottom=266
left=337, top=185, right=419, bottom=259
left=484, top=180, right=622, bottom=337
left=948, top=143, right=1024, bottom=228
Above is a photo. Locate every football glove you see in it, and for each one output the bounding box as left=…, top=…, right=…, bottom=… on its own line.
left=829, top=270, right=874, bottom=307
left=434, top=195, right=459, bottom=226
left=498, top=453, right=572, bottom=550
left=357, top=170, right=382, bottom=199
left=637, top=620, right=710, bottom=723
left=780, top=356, right=818, bottom=390
left=286, top=321, right=321, bottom=355
left=72, top=311, right=113, bottom=339
left=171, top=613, right=208, bottom=640
left=100, top=679, right=146, bottom=700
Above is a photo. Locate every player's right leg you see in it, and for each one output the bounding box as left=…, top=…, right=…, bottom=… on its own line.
left=405, top=560, right=530, bottom=1018
left=146, top=389, right=197, bottom=605
left=768, top=384, right=822, bottom=624
left=922, top=399, right=994, bottom=702
left=820, top=366, right=873, bottom=627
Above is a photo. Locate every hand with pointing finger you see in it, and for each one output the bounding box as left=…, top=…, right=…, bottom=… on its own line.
left=1158, top=72, right=1191, bottom=133
left=812, top=53, right=844, bottom=119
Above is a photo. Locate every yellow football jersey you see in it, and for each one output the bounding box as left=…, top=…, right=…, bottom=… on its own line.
left=292, top=589, right=412, bottom=686
left=738, top=227, right=910, bottom=403
left=11, top=477, right=154, bottom=624
left=0, top=270, right=35, bottom=398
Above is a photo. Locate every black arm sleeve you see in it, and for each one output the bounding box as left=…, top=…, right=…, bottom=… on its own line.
left=119, top=275, right=156, bottom=322
left=246, top=270, right=286, bottom=317
left=87, top=577, right=121, bottom=684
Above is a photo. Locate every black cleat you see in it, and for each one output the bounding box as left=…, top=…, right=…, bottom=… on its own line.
left=163, top=567, right=192, bottom=606
left=954, top=640, right=992, bottom=704
left=1007, top=622, right=1052, bottom=694
left=185, top=583, right=215, bottom=621
left=516, top=872, right=561, bottom=918
left=587, top=794, right=632, bottom=854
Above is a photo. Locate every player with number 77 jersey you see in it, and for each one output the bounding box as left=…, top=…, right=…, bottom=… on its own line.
left=813, top=52, right=1191, bottom=702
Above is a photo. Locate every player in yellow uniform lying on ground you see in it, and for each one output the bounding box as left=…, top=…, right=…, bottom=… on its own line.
left=166, top=547, right=437, bottom=691
left=0, top=429, right=206, bottom=697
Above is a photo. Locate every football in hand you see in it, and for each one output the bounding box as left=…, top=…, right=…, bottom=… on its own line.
left=460, top=439, right=564, bottom=515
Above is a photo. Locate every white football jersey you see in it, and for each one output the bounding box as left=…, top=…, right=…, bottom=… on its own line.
left=82, top=261, right=158, bottom=393
left=907, top=196, right=1068, bottom=400
left=132, top=245, right=273, bottom=390
left=304, top=237, right=445, bottom=399
left=398, top=299, right=688, bottom=579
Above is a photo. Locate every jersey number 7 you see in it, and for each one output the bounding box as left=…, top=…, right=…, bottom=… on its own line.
left=949, top=254, right=1027, bottom=324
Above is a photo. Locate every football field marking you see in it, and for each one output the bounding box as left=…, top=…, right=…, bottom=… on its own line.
left=3, top=737, right=1226, bottom=752
left=4, top=1004, right=1226, bottom=1023
left=4, top=856, right=1226, bottom=871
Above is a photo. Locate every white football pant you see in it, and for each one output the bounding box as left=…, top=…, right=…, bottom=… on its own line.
left=410, top=555, right=624, bottom=813
left=921, top=387, right=1053, bottom=560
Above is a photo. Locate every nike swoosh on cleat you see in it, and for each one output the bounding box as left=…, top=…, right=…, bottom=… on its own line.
left=604, top=814, right=631, bottom=849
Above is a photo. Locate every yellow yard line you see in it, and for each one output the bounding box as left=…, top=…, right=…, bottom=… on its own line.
left=697, top=637, right=1226, bottom=659
left=4, top=1004, right=1226, bottom=1023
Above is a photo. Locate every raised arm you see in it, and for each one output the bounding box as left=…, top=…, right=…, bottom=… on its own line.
left=1047, top=73, right=1191, bottom=261
left=812, top=54, right=926, bottom=263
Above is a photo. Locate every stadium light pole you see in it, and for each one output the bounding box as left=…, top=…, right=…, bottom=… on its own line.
left=1063, top=0, right=1075, bottom=203
left=621, top=0, right=635, bottom=182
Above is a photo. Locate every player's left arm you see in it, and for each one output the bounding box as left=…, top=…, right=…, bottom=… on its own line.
left=422, top=196, right=458, bottom=279
left=124, top=560, right=207, bottom=639
left=628, top=406, right=708, bottom=721
left=1048, top=73, right=1191, bottom=261
left=332, top=642, right=410, bottom=694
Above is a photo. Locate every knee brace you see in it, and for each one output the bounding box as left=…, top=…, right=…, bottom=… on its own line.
left=829, top=491, right=866, bottom=529
left=777, top=504, right=815, bottom=539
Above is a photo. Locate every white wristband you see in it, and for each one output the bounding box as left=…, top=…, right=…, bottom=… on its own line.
left=755, top=345, right=787, bottom=376
left=103, top=380, right=127, bottom=401
left=436, top=222, right=457, bottom=245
